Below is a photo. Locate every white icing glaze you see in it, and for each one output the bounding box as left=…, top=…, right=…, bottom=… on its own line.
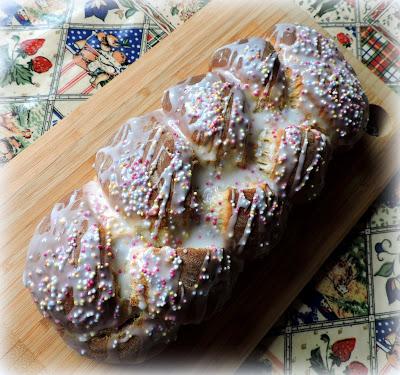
left=257, top=124, right=330, bottom=200
left=182, top=220, right=224, bottom=249
left=23, top=180, right=232, bottom=361
left=95, top=111, right=194, bottom=244
left=163, top=72, right=251, bottom=165
left=212, top=37, right=287, bottom=113
left=237, top=187, right=265, bottom=249
left=183, top=157, right=274, bottom=250
left=211, top=25, right=368, bottom=148
left=166, top=246, right=233, bottom=324
left=226, top=190, right=250, bottom=242
left=24, top=24, right=368, bottom=362
left=222, top=184, right=285, bottom=257
left=271, top=23, right=368, bottom=146
left=24, top=182, right=122, bottom=349
left=131, top=246, right=182, bottom=315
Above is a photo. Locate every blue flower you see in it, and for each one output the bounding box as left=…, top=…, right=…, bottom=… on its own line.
left=84, top=0, right=119, bottom=22
left=375, top=239, right=397, bottom=261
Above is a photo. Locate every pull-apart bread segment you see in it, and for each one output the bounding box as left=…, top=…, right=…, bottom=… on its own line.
left=162, top=72, right=251, bottom=166
left=24, top=181, right=235, bottom=363
left=95, top=112, right=197, bottom=244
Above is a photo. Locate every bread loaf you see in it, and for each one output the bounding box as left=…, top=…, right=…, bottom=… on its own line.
left=24, top=24, right=368, bottom=362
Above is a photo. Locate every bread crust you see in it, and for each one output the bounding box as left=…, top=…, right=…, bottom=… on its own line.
left=95, top=111, right=197, bottom=242
left=210, top=184, right=288, bottom=260
left=162, top=72, right=251, bottom=166
left=24, top=182, right=236, bottom=363
left=257, top=124, right=332, bottom=203
left=24, top=23, right=368, bottom=363
left=210, top=25, right=369, bottom=148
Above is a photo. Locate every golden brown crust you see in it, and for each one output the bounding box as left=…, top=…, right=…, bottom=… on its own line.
left=258, top=125, right=332, bottom=203
left=210, top=184, right=288, bottom=261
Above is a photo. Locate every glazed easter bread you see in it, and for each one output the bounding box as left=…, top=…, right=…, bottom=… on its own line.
left=24, top=24, right=368, bottom=363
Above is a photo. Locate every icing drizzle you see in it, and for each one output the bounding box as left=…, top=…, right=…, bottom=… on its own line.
left=163, top=72, right=251, bottom=165
left=212, top=37, right=287, bottom=112
left=217, top=184, right=286, bottom=258
left=95, top=111, right=194, bottom=243
left=24, top=181, right=232, bottom=361
left=210, top=24, right=369, bottom=148
left=24, top=23, right=369, bottom=363
left=271, top=24, right=368, bottom=146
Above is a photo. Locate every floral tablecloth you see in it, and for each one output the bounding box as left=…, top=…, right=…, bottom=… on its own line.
left=0, top=1, right=399, bottom=374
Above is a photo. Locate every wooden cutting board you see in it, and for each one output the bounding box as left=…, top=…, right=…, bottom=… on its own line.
left=1, top=0, right=399, bottom=374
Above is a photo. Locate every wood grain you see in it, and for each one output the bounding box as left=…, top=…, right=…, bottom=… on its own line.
left=1, top=0, right=399, bottom=374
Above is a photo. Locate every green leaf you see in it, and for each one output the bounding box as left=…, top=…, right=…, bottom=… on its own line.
left=125, top=7, right=136, bottom=18
left=13, top=64, right=33, bottom=85
left=16, top=135, right=29, bottom=149
left=11, top=35, right=20, bottom=43
left=309, top=347, right=328, bottom=373
left=119, top=0, right=135, bottom=8
left=171, top=6, right=179, bottom=16
left=329, top=352, right=342, bottom=368
left=325, top=295, right=368, bottom=316
left=12, top=103, right=28, bottom=128
left=120, top=38, right=132, bottom=48
left=374, top=261, right=395, bottom=277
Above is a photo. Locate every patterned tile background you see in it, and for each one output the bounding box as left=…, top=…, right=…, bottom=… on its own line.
left=240, top=176, right=400, bottom=374
left=0, top=0, right=399, bottom=373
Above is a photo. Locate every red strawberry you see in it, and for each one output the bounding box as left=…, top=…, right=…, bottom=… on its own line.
left=29, top=56, right=52, bottom=73
left=20, top=39, right=45, bottom=55
left=345, top=361, right=368, bottom=375
left=337, top=32, right=352, bottom=48
left=332, top=338, right=356, bottom=363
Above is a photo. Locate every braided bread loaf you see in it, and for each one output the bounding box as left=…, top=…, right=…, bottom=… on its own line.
left=23, top=24, right=369, bottom=363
